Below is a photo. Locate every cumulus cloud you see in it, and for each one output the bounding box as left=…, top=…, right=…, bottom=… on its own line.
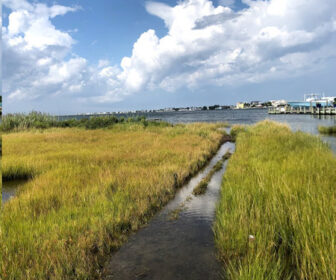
left=3, top=0, right=78, bottom=99
left=2, top=0, right=121, bottom=103
left=2, top=0, right=336, bottom=107
left=120, top=0, right=336, bottom=92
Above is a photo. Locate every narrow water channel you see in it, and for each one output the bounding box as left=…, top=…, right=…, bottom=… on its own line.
left=103, top=141, right=235, bottom=280
left=2, top=180, right=28, bottom=204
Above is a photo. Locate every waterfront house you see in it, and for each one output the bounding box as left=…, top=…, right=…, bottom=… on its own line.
left=236, top=102, right=246, bottom=109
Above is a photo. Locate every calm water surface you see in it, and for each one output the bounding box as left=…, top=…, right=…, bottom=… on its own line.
left=2, top=180, right=28, bottom=204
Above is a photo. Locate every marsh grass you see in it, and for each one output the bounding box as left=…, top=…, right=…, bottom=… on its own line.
left=1, top=122, right=226, bottom=280
left=214, top=121, right=336, bottom=279
left=0, top=111, right=166, bottom=132
left=192, top=151, right=232, bottom=196
left=229, top=124, right=247, bottom=141
left=318, top=125, right=336, bottom=135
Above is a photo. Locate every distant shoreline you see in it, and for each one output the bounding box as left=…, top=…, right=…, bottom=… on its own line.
left=57, top=107, right=268, bottom=118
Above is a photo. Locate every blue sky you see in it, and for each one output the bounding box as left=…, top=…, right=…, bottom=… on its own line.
left=2, top=0, right=336, bottom=114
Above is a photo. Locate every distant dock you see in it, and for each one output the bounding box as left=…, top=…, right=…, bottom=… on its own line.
left=268, top=107, right=336, bottom=115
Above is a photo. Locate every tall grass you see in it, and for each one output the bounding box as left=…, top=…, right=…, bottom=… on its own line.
left=0, top=111, right=162, bottom=132
left=318, top=125, right=336, bottom=135
left=214, top=121, right=336, bottom=279
left=1, top=122, right=226, bottom=279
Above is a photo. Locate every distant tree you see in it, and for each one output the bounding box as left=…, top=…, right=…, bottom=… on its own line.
left=262, top=102, right=272, bottom=107
left=202, top=106, right=208, bottom=110
left=334, top=98, right=336, bottom=107
left=209, top=105, right=220, bottom=110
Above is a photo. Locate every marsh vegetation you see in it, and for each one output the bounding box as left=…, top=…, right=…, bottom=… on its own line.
left=318, top=125, right=336, bottom=135
left=214, top=121, right=336, bottom=279
left=0, top=111, right=160, bottom=132
left=1, top=121, right=226, bottom=279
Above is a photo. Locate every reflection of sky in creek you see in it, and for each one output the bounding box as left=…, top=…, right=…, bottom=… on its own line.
left=162, top=142, right=235, bottom=217
left=2, top=186, right=17, bottom=203
left=2, top=180, right=28, bottom=204
left=177, top=144, right=235, bottom=222
left=183, top=168, right=228, bottom=222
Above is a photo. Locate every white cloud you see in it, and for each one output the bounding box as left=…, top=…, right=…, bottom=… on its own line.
left=2, top=0, right=336, bottom=107
left=2, top=0, right=33, bottom=11
left=43, top=57, right=87, bottom=85
left=116, top=0, right=336, bottom=93
left=3, top=0, right=121, bottom=103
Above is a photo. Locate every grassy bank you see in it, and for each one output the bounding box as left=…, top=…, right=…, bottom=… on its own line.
left=1, top=122, right=226, bottom=279
left=214, top=121, right=336, bottom=279
left=318, top=125, right=336, bottom=135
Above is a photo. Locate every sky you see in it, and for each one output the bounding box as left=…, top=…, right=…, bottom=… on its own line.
left=2, top=0, right=336, bottom=114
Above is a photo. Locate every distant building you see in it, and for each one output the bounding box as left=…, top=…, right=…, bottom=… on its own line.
left=271, top=100, right=287, bottom=107
left=286, top=94, right=336, bottom=108
left=236, top=102, right=246, bottom=109
left=303, top=93, right=336, bottom=107
left=250, top=101, right=261, bottom=107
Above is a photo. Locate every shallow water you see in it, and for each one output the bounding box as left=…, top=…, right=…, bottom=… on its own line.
left=103, top=142, right=235, bottom=280
left=2, top=179, right=28, bottom=204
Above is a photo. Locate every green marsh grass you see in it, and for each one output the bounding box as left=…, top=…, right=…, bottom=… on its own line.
left=1, top=122, right=226, bottom=280
left=214, top=121, right=336, bottom=279
left=318, top=125, right=336, bottom=135
left=0, top=111, right=160, bottom=132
